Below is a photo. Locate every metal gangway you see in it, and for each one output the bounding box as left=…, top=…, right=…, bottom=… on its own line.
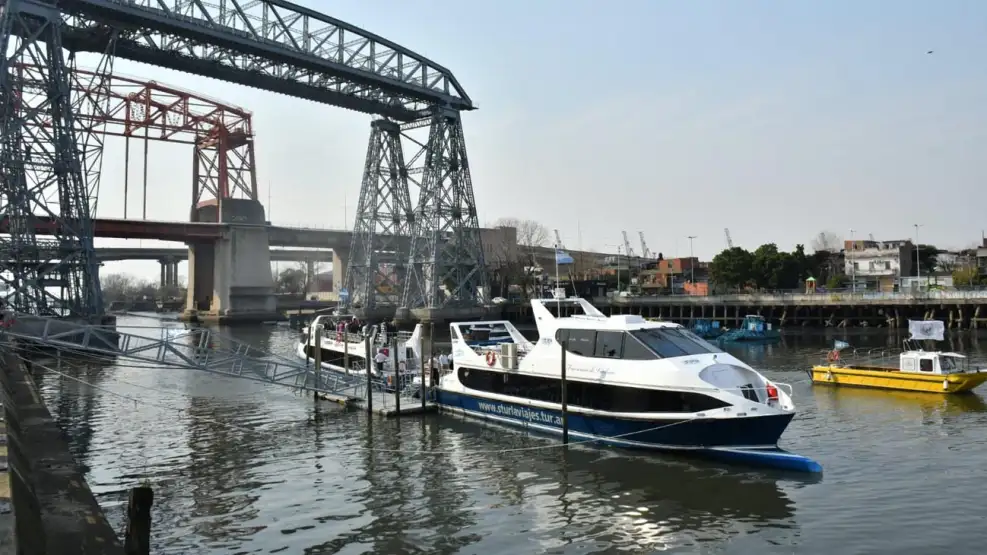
left=1, top=314, right=364, bottom=401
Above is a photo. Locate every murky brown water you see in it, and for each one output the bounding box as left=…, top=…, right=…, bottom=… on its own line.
left=36, top=316, right=987, bottom=554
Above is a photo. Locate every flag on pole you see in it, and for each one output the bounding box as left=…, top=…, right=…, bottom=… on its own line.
left=834, top=340, right=849, bottom=351
left=908, top=320, right=944, bottom=342
left=555, top=248, right=574, bottom=265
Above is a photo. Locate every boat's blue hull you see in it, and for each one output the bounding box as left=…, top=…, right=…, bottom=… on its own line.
left=435, top=390, right=820, bottom=472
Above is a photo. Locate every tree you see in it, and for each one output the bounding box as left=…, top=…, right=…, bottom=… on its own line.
left=953, top=265, right=981, bottom=287
left=711, top=243, right=816, bottom=291
left=910, top=245, right=940, bottom=276
left=811, top=231, right=843, bottom=253
left=709, top=247, right=755, bottom=290
left=102, top=273, right=137, bottom=304
left=489, top=218, right=550, bottom=299
left=276, top=267, right=307, bottom=295
left=494, top=217, right=550, bottom=249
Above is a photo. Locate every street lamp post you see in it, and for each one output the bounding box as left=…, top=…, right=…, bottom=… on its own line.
left=616, top=245, right=623, bottom=293
left=849, top=228, right=855, bottom=293
left=687, top=235, right=697, bottom=285
left=914, top=223, right=924, bottom=289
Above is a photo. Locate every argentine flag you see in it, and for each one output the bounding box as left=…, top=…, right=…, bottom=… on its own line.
left=555, top=247, right=574, bottom=265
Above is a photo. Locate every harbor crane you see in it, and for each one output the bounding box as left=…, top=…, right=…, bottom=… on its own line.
left=622, top=231, right=637, bottom=258
left=724, top=228, right=734, bottom=249
left=638, top=231, right=652, bottom=259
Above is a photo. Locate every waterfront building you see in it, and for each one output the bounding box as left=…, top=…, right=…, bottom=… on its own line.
left=844, top=239, right=914, bottom=292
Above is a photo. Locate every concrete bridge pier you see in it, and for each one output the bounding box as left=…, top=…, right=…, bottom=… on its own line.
left=159, top=258, right=180, bottom=288
left=181, top=199, right=281, bottom=324
left=333, top=247, right=348, bottom=296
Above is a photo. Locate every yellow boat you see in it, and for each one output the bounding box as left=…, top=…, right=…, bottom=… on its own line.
left=811, top=349, right=987, bottom=394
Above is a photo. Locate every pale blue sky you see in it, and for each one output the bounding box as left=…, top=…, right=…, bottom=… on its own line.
left=93, top=0, right=987, bottom=280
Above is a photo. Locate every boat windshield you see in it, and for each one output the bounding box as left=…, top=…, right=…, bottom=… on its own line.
left=631, top=327, right=723, bottom=358
left=940, top=356, right=957, bottom=371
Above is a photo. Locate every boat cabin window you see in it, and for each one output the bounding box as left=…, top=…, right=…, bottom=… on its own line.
left=920, top=358, right=933, bottom=372
left=556, top=329, right=658, bottom=360
left=631, top=328, right=722, bottom=358
left=595, top=331, right=622, bottom=359
left=458, top=368, right=729, bottom=413
left=563, top=329, right=596, bottom=356
left=939, top=356, right=957, bottom=371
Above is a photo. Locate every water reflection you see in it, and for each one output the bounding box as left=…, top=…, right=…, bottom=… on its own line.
left=184, top=397, right=267, bottom=548
left=35, top=356, right=117, bottom=469
left=432, top=417, right=799, bottom=553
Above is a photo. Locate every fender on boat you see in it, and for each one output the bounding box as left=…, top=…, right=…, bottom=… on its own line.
left=704, top=447, right=823, bottom=473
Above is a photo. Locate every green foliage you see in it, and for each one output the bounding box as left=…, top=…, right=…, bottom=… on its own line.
left=913, top=244, right=940, bottom=276
left=709, top=247, right=754, bottom=290
left=952, top=265, right=981, bottom=287
left=276, top=267, right=308, bottom=294
left=710, top=243, right=818, bottom=291
left=826, top=274, right=845, bottom=290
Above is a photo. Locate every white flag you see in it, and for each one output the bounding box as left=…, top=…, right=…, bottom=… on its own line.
left=908, top=320, right=944, bottom=342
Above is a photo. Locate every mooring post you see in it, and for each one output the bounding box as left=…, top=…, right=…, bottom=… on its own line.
left=313, top=325, right=323, bottom=397
left=304, top=326, right=310, bottom=366
left=428, top=321, right=436, bottom=387
left=560, top=338, right=569, bottom=445
left=420, top=322, right=428, bottom=409
left=364, top=334, right=373, bottom=413
left=391, top=336, right=400, bottom=414
left=343, top=329, right=349, bottom=373
left=123, top=485, right=154, bottom=555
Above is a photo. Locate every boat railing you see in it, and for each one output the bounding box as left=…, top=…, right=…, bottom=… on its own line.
left=818, top=346, right=903, bottom=367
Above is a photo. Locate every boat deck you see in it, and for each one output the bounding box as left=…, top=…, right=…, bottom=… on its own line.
left=347, top=391, right=437, bottom=417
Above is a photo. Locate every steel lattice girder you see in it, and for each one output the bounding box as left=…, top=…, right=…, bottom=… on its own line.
left=4, top=315, right=362, bottom=397
left=0, top=0, right=104, bottom=317
left=345, top=119, right=414, bottom=309
left=58, top=0, right=473, bottom=122
left=402, top=108, right=488, bottom=309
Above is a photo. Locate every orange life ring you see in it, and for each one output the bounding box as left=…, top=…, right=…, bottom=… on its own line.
left=485, top=351, right=496, bottom=367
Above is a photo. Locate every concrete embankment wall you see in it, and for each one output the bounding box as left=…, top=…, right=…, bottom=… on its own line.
left=0, top=351, right=124, bottom=554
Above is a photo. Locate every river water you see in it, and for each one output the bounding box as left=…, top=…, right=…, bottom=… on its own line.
left=33, top=314, right=987, bottom=554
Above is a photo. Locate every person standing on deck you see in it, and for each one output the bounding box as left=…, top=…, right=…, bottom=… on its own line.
left=374, top=349, right=388, bottom=374
left=438, top=352, right=449, bottom=371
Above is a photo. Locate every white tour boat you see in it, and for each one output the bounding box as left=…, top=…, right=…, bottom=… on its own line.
left=434, top=296, right=820, bottom=472
left=297, top=314, right=422, bottom=389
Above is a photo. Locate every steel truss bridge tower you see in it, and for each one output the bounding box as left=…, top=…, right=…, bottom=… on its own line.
left=347, top=109, right=488, bottom=312
left=0, top=0, right=480, bottom=318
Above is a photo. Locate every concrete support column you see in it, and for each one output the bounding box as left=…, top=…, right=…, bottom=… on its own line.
left=181, top=198, right=280, bottom=324
left=333, top=248, right=349, bottom=297
left=306, top=260, right=315, bottom=294
left=170, top=261, right=179, bottom=287
left=160, top=261, right=167, bottom=288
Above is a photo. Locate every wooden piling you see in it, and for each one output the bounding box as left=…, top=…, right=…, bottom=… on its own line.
left=313, top=325, right=322, bottom=396
left=391, top=336, right=400, bottom=413
left=364, top=335, right=373, bottom=413
left=123, top=485, right=154, bottom=555
left=420, top=322, right=429, bottom=410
